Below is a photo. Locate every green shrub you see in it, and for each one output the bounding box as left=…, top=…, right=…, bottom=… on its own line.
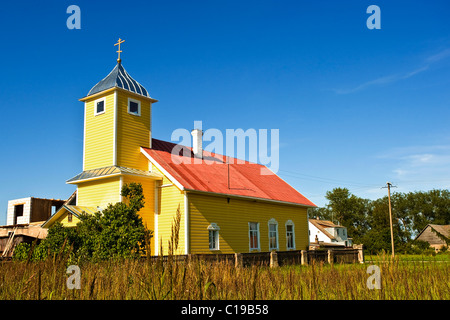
left=13, top=183, right=152, bottom=262
left=12, top=242, right=31, bottom=261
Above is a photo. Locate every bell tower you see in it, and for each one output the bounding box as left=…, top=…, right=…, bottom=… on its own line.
left=78, top=39, right=158, bottom=172
left=64, top=39, right=161, bottom=232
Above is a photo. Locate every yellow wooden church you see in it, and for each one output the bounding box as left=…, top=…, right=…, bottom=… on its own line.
left=43, top=41, right=316, bottom=255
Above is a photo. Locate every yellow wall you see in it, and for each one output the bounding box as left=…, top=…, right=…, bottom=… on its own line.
left=83, top=89, right=153, bottom=171
left=121, top=175, right=156, bottom=236
left=83, top=92, right=115, bottom=170
left=117, top=92, right=152, bottom=170
left=188, top=193, right=309, bottom=254
left=152, top=165, right=186, bottom=255
left=53, top=209, right=80, bottom=227
left=77, top=177, right=121, bottom=208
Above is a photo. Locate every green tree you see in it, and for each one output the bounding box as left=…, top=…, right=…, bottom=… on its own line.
left=13, top=183, right=152, bottom=261
left=406, top=189, right=450, bottom=234
left=78, top=182, right=152, bottom=260
left=309, top=188, right=450, bottom=254
left=310, top=188, right=371, bottom=244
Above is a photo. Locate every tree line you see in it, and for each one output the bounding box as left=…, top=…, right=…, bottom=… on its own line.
left=308, top=188, right=450, bottom=253
left=14, top=184, right=450, bottom=260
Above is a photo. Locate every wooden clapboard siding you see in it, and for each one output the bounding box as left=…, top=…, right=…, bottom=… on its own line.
left=152, top=164, right=186, bottom=255
left=117, top=91, right=152, bottom=170
left=121, top=175, right=156, bottom=235
left=76, top=176, right=121, bottom=208
left=188, top=192, right=309, bottom=254
left=83, top=93, right=115, bottom=170
left=54, top=209, right=80, bottom=227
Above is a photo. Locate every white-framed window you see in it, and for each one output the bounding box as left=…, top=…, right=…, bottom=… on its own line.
left=268, top=218, right=279, bottom=251
left=128, top=97, right=141, bottom=116
left=249, top=222, right=260, bottom=251
left=285, top=220, right=296, bottom=250
left=94, top=97, right=106, bottom=116
left=208, top=223, right=220, bottom=250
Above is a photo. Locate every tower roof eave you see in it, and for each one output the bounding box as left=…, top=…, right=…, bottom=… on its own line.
left=79, top=86, right=158, bottom=103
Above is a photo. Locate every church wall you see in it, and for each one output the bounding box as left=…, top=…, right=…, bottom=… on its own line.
left=83, top=93, right=115, bottom=170
left=121, top=175, right=156, bottom=250
left=117, top=90, right=153, bottom=170
left=151, top=165, right=186, bottom=255
left=188, top=192, right=309, bottom=254
left=76, top=176, right=121, bottom=209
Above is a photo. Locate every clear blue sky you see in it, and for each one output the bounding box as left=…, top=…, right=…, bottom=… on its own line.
left=1, top=1, right=450, bottom=224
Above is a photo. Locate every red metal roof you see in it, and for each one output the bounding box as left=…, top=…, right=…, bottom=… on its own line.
left=141, top=139, right=316, bottom=207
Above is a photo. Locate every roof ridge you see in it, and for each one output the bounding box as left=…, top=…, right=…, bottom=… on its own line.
left=150, top=138, right=266, bottom=167
left=142, top=141, right=316, bottom=207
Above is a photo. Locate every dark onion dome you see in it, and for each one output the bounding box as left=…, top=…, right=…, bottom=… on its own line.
left=87, top=62, right=152, bottom=98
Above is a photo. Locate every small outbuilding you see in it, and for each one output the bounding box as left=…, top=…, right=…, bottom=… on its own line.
left=414, top=224, right=450, bottom=252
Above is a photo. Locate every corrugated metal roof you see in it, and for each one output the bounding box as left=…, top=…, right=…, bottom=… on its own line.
left=65, top=205, right=98, bottom=216
left=66, top=165, right=162, bottom=184
left=87, top=62, right=152, bottom=98
left=141, top=139, right=316, bottom=207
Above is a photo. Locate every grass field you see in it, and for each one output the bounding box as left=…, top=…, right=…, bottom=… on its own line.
left=0, top=254, right=449, bottom=300
left=364, top=252, right=450, bottom=262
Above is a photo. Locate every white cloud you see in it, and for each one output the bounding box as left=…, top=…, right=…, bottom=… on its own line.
left=425, top=48, right=450, bottom=63
left=333, top=48, right=449, bottom=94
left=380, top=145, right=450, bottom=190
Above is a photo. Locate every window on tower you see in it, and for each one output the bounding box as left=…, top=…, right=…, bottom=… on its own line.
left=128, top=98, right=141, bottom=116
left=95, top=98, right=105, bottom=115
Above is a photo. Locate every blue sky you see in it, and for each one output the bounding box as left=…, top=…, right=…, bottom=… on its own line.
left=1, top=1, right=450, bottom=224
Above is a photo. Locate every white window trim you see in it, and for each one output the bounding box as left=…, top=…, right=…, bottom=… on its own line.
left=285, top=220, right=296, bottom=250
left=94, top=97, right=106, bottom=116
left=208, top=223, right=220, bottom=251
left=248, top=222, right=260, bottom=252
left=268, top=218, right=279, bottom=251
left=128, top=97, right=141, bottom=116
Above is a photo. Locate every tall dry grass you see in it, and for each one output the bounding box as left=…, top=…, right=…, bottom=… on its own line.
left=0, top=254, right=449, bottom=300
left=2, top=212, right=448, bottom=300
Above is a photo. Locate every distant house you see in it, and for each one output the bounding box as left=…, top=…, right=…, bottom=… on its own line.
left=414, top=224, right=450, bottom=252
left=309, top=218, right=352, bottom=248
left=0, top=194, right=74, bottom=257
left=6, top=197, right=66, bottom=226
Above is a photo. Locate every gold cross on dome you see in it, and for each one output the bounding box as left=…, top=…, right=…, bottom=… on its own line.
left=114, top=38, right=125, bottom=63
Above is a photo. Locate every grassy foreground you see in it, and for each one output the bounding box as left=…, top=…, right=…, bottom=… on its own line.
left=365, top=252, right=450, bottom=262
left=0, top=255, right=449, bottom=300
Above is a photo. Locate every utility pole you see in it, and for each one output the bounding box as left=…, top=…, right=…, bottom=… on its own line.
left=383, top=182, right=396, bottom=257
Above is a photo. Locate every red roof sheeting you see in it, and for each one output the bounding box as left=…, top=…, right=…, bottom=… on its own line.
left=141, top=139, right=316, bottom=207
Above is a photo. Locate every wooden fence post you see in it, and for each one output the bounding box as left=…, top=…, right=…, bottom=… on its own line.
left=356, top=244, right=364, bottom=264
left=235, top=253, right=243, bottom=268
left=327, top=250, right=334, bottom=264
left=301, top=250, right=308, bottom=265
left=270, top=251, right=279, bottom=268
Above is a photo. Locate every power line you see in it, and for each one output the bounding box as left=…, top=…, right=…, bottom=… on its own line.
left=279, top=169, right=450, bottom=188
left=278, top=169, right=380, bottom=188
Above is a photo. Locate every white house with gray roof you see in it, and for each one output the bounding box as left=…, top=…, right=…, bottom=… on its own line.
left=309, top=218, right=352, bottom=247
